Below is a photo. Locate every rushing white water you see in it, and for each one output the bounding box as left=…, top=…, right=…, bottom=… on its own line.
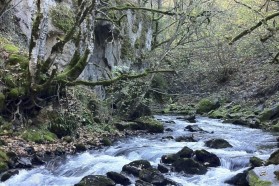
left=2, top=116, right=278, bottom=186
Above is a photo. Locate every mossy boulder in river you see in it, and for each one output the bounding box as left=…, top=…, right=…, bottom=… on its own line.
left=267, top=149, right=279, bottom=165
left=248, top=165, right=279, bottom=186
left=259, top=105, right=279, bottom=122
left=194, top=149, right=221, bottom=167
left=172, top=158, right=207, bottom=175
left=196, top=98, right=220, bottom=114
left=205, top=138, right=232, bottom=149
left=74, top=175, right=115, bottom=186
left=134, top=116, right=164, bottom=133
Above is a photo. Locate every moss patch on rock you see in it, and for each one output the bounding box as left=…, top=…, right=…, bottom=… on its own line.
left=248, top=170, right=272, bottom=186
left=50, top=4, right=75, bottom=33
left=135, top=116, right=164, bottom=133
left=0, top=150, right=9, bottom=174
left=22, top=129, right=57, bottom=143
left=196, top=98, right=220, bottom=114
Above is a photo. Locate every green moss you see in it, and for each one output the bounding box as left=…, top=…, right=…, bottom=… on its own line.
left=0, top=150, right=8, bottom=162
left=248, top=170, right=272, bottom=186
left=7, top=54, right=28, bottom=67
left=22, top=130, right=57, bottom=143
left=135, top=116, right=164, bottom=133
left=3, top=44, right=19, bottom=53
left=272, top=123, right=279, bottom=132
left=208, top=109, right=227, bottom=119
left=0, top=162, right=8, bottom=173
left=50, top=4, right=75, bottom=33
left=0, top=93, right=5, bottom=111
left=3, top=75, right=16, bottom=88
left=8, top=87, right=26, bottom=98
left=196, top=98, right=219, bottom=114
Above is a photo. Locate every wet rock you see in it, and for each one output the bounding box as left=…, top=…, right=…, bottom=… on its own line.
left=176, top=146, right=193, bottom=158
left=74, top=143, right=87, bottom=152
left=194, top=149, right=220, bottom=167
left=165, top=128, right=173, bottom=132
left=157, top=164, right=169, bottom=173
left=114, top=121, right=138, bottom=131
left=184, top=125, right=204, bottom=132
left=205, top=138, right=232, bottom=149
left=164, top=120, right=175, bottom=124
left=1, top=169, right=19, bottom=182
left=267, top=149, right=279, bottom=165
left=122, top=160, right=152, bottom=176
left=172, top=158, right=207, bottom=175
left=24, top=147, right=35, bottom=155
left=161, top=136, right=174, bottom=141
left=161, top=154, right=179, bottom=164
left=31, top=155, right=45, bottom=165
left=134, top=117, right=164, bottom=133
left=185, top=115, right=196, bottom=123
left=15, top=157, right=32, bottom=168
left=164, top=178, right=183, bottom=186
left=175, top=136, right=197, bottom=142
left=106, top=171, right=131, bottom=185
left=135, top=179, right=154, bottom=186
left=225, top=170, right=249, bottom=186
left=250, top=156, right=264, bottom=167
left=139, top=168, right=165, bottom=185
left=74, top=175, right=115, bottom=186
left=102, top=138, right=112, bottom=146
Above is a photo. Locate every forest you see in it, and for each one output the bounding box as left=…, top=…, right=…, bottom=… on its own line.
left=0, top=0, right=278, bottom=185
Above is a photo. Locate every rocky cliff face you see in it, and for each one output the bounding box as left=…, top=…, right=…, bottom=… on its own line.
left=0, top=0, right=153, bottom=98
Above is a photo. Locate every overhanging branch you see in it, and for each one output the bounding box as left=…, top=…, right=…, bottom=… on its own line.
left=229, top=11, right=279, bottom=45
left=63, top=69, right=175, bottom=87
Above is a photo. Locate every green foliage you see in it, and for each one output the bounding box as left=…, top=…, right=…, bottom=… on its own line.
left=50, top=4, right=75, bottom=33
left=3, top=44, right=19, bottom=53
left=48, top=112, right=77, bottom=138
left=8, top=87, right=25, bottom=98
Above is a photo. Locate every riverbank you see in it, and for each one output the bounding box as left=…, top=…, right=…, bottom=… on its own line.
left=2, top=116, right=278, bottom=186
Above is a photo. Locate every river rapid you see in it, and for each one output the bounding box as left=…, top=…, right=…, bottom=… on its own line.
left=2, top=116, right=278, bottom=186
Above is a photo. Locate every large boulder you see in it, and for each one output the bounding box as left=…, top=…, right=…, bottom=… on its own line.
left=194, top=149, right=220, bottom=167
left=172, top=158, right=207, bottom=175
left=74, top=175, right=115, bottom=186
left=122, top=160, right=152, bottom=176
left=205, top=138, right=232, bottom=149
left=250, top=156, right=264, bottom=167
left=134, top=117, right=164, bottom=133
left=139, top=168, right=165, bottom=185
left=259, top=105, right=279, bottom=122
left=176, top=146, right=194, bottom=158
left=161, top=154, right=179, bottom=164
left=196, top=98, right=220, bottom=114
left=1, top=170, right=19, bottom=182
left=267, top=149, right=279, bottom=165
left=225, top=170, right=249, bottom=186
left=247, top=165, right=279, bottom=186
left=106, top=172, right=131, bottom=186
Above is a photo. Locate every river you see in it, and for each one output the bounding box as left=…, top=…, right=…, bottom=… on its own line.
left=2, top=116, right=278, bottom=186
